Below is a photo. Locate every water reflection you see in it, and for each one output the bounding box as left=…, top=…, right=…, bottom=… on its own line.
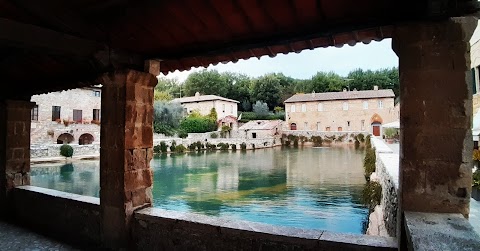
left=30, top=146, right=368, bottom=234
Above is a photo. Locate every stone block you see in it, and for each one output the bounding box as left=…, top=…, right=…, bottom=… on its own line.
left=124, top=169, right=153, bottom=191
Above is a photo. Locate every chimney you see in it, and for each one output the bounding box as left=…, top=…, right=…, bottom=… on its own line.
left=195, top=91, right=200, bottom=97
left=373, top=86, right=379, bottom=91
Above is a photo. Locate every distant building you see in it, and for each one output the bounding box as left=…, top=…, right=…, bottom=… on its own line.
left=284, top=86, right=397, bottom=136
left=470, top=20, right=480, bottom=146
left=30, top=86, right=102, bottom=145
left=172, top=92, right=239, bottom=120
left=238, top=120, right=283, bottom=139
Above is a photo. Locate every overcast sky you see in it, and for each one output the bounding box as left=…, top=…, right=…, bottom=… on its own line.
left=160, top=38, right=398, bottom=82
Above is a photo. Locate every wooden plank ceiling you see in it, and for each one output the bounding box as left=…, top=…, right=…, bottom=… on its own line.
left=0, top=0, right=478, bottom=98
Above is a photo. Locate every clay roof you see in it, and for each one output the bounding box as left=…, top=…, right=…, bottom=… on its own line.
left=172, top=95, right=239, bottom=104
left=284, top=89, right=395, bottom=103
left=239, top=120, right=282, bottom=130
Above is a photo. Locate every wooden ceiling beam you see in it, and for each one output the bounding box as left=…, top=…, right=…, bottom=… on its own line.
left=0, top=18, right=102, bottom=57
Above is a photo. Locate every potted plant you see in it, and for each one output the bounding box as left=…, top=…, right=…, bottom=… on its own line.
left=383, top=128, right=397, bottom=144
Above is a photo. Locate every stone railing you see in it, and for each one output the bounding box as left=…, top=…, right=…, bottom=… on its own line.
left=366, top=137, right=399, bottom=237
left=281, top=130, right=367, bottom=143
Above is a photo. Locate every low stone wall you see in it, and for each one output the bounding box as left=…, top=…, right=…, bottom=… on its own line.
left=153, top=136, right=281, bottom=151
left=366, top=138, right=399, bottom=237
left=12, top=186, right=101, bottom=248
left=133, top=208, right=397, bottom=251
left=282, top=130, right=367, bottom=144
left=31, top=143, right=100, bottom=158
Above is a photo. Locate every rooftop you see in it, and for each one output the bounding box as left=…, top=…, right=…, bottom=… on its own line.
left=172, top=94, right=239, bottom=104
left=284, top=89, right=395, bottom=103
left=239, top=120, right=282, bottom=130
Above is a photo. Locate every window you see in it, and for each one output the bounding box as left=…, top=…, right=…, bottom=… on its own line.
left=222, top=104, right=225, bottom=112
left=93, top=109, right=100, bottom=121
left=378, top=100, right=383, bottom=108
left=31, top=105, right=39, bottom=121
left=252, top=133, right=257, bottom=139
left=343, top=102, right=348, bottom=111
left=338, top=127, right=343, bottom=131
left=304, top=122, right=308, bottom=129
left=301, top=104, right=306, bottom=112
left=317, top=122, right=321, bottom=131
left=347, top=121, right=350, bottom=127
left=317, top=103, right=323, bottom=111
left=73, top=109, right=82, bottom=123
left=326, top=127, right=330, bottom=131
left=93, top=90, right=101, bottom=97
left=291, top=104, right=296, bottom=113
left=361, top=120, right=365, bottom=130
left=363, top=101, right=368, bottom=109
left=52, top=106, right=61, bottom=121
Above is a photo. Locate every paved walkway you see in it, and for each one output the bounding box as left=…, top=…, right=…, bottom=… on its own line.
left=0, top=220, right=82, bottom=251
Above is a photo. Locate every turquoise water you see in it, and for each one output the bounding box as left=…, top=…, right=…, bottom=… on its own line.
left=30, top=146, right=369, bottom=234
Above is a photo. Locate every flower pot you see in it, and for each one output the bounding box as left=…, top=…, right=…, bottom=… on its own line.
left=473, top=187, right=480, bottom=201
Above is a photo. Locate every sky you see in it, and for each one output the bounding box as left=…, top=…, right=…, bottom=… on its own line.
left=159, top=38, right=398, bottom=82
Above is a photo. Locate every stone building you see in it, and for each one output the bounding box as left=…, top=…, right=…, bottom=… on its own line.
left=237, top=120, right=283, bottom=140
left=30, top=86, right=101, bottom=145
left=284, top=87, right=397, bottom=136
left=172, top=92, right=239, bottom=121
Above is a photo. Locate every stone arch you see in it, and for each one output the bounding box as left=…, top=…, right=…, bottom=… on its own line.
left=370, top=113, right=383, bottom=124
left=79, top=133, right=94, bottom=145
left=290, top=123, right=297, bottom=130
left=370, top=114, right=383, bottom=137
left=57, top=133, right=74, bottom=144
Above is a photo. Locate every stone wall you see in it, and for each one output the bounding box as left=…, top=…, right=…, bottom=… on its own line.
left=12, top=186, right=101, bottom=248
left=153, top=135, right=281, bottom=151
left=31, top=143, right=100, bottom=158
left=133, top=207, right=397, bottom=251
left=366, top=137, right=399, bottom=237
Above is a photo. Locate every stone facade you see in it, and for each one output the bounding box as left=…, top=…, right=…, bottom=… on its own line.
left=31, top=143, right=100, bottom=158
left=172, top=93, right=239, bottom=120
left=284, top=88, right=396, bottom=137
left=30, top=87, right=101, bottom=144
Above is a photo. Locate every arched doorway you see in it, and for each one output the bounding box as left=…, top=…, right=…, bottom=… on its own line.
left=370, top=113, right=383, bottom=136
left=290, top=123, right=297, bottom=130
left=79, top=133, right=94, bottom=145
left=57, top=133, right=74, bottom=144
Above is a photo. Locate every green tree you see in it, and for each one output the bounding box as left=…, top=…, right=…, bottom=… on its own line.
left=153, top=101, right=183, bottom=135
left=183, top=69, right=229, bottom=97
left=252, top=101, right=269, bottom=118
left=250, top=74, right=282, bottom=109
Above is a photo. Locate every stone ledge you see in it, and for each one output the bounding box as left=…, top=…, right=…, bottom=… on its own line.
left=15, top=185, right=99, bottom=205
left=404, top=211, right=480, bottom=251
left=135, top=207, right=397, bottom=250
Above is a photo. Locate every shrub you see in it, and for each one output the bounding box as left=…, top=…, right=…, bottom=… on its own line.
left=357, top=133, right=365, bottom=143
left=175, top=144, right=186, bottom=153
left=180, top=116, right=216, bottom=133
left=195, top=141, right=204, bottom=151
left=153, top=144, right=162, bottom=153
left=293, top=138, right=299, bottom=147
left=361, top=181, right=382, bottom=210
left=210, top=132, right=218, bottom=139
left=60, top=144, right=74, bottom=158
left=473, top=169, right=480, bottom=188
left=240, top=142, right=247, bottom=150
left=160, top=141, right=168, bottom=153
left=365, top=135, right=372, bottom=148
left=231, top=144, right=237, bottom=151
left=206, top=142, right=216, bottom=150
left=363, top=147, right=376, bottom=180
left=177, top=129, right=188, bottom=139
left=354, top=139, right=360, bottom=149
left=252, top=144, right=255, bottom=150
left=188, top=143, right=196, bottom=151
left=218, top=143, right=229, bottom=150
left=169, top=140, right=177, bottom=152
left=311, top=136, right=323, bottom=147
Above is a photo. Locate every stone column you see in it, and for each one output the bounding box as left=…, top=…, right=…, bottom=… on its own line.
left=393, top=17, right=477, bottom=217
left=0, top=100, right=34, bottom=216
left=99, top=69, right=157, bottom=249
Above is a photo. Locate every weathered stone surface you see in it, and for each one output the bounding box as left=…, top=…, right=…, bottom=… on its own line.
left=99, top=69, right=156, bottom=250
left=133, top=208, right=397, bottom=251
left=404, top=211, right=480, bottom=251
left=394, top=17, right=477, bottom=218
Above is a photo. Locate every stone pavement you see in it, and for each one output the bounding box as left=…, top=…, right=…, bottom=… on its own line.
left=0, top=220, right=83, bottom=251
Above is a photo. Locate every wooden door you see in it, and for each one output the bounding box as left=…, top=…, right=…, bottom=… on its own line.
left=373, top=125, right=380, bottom=136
